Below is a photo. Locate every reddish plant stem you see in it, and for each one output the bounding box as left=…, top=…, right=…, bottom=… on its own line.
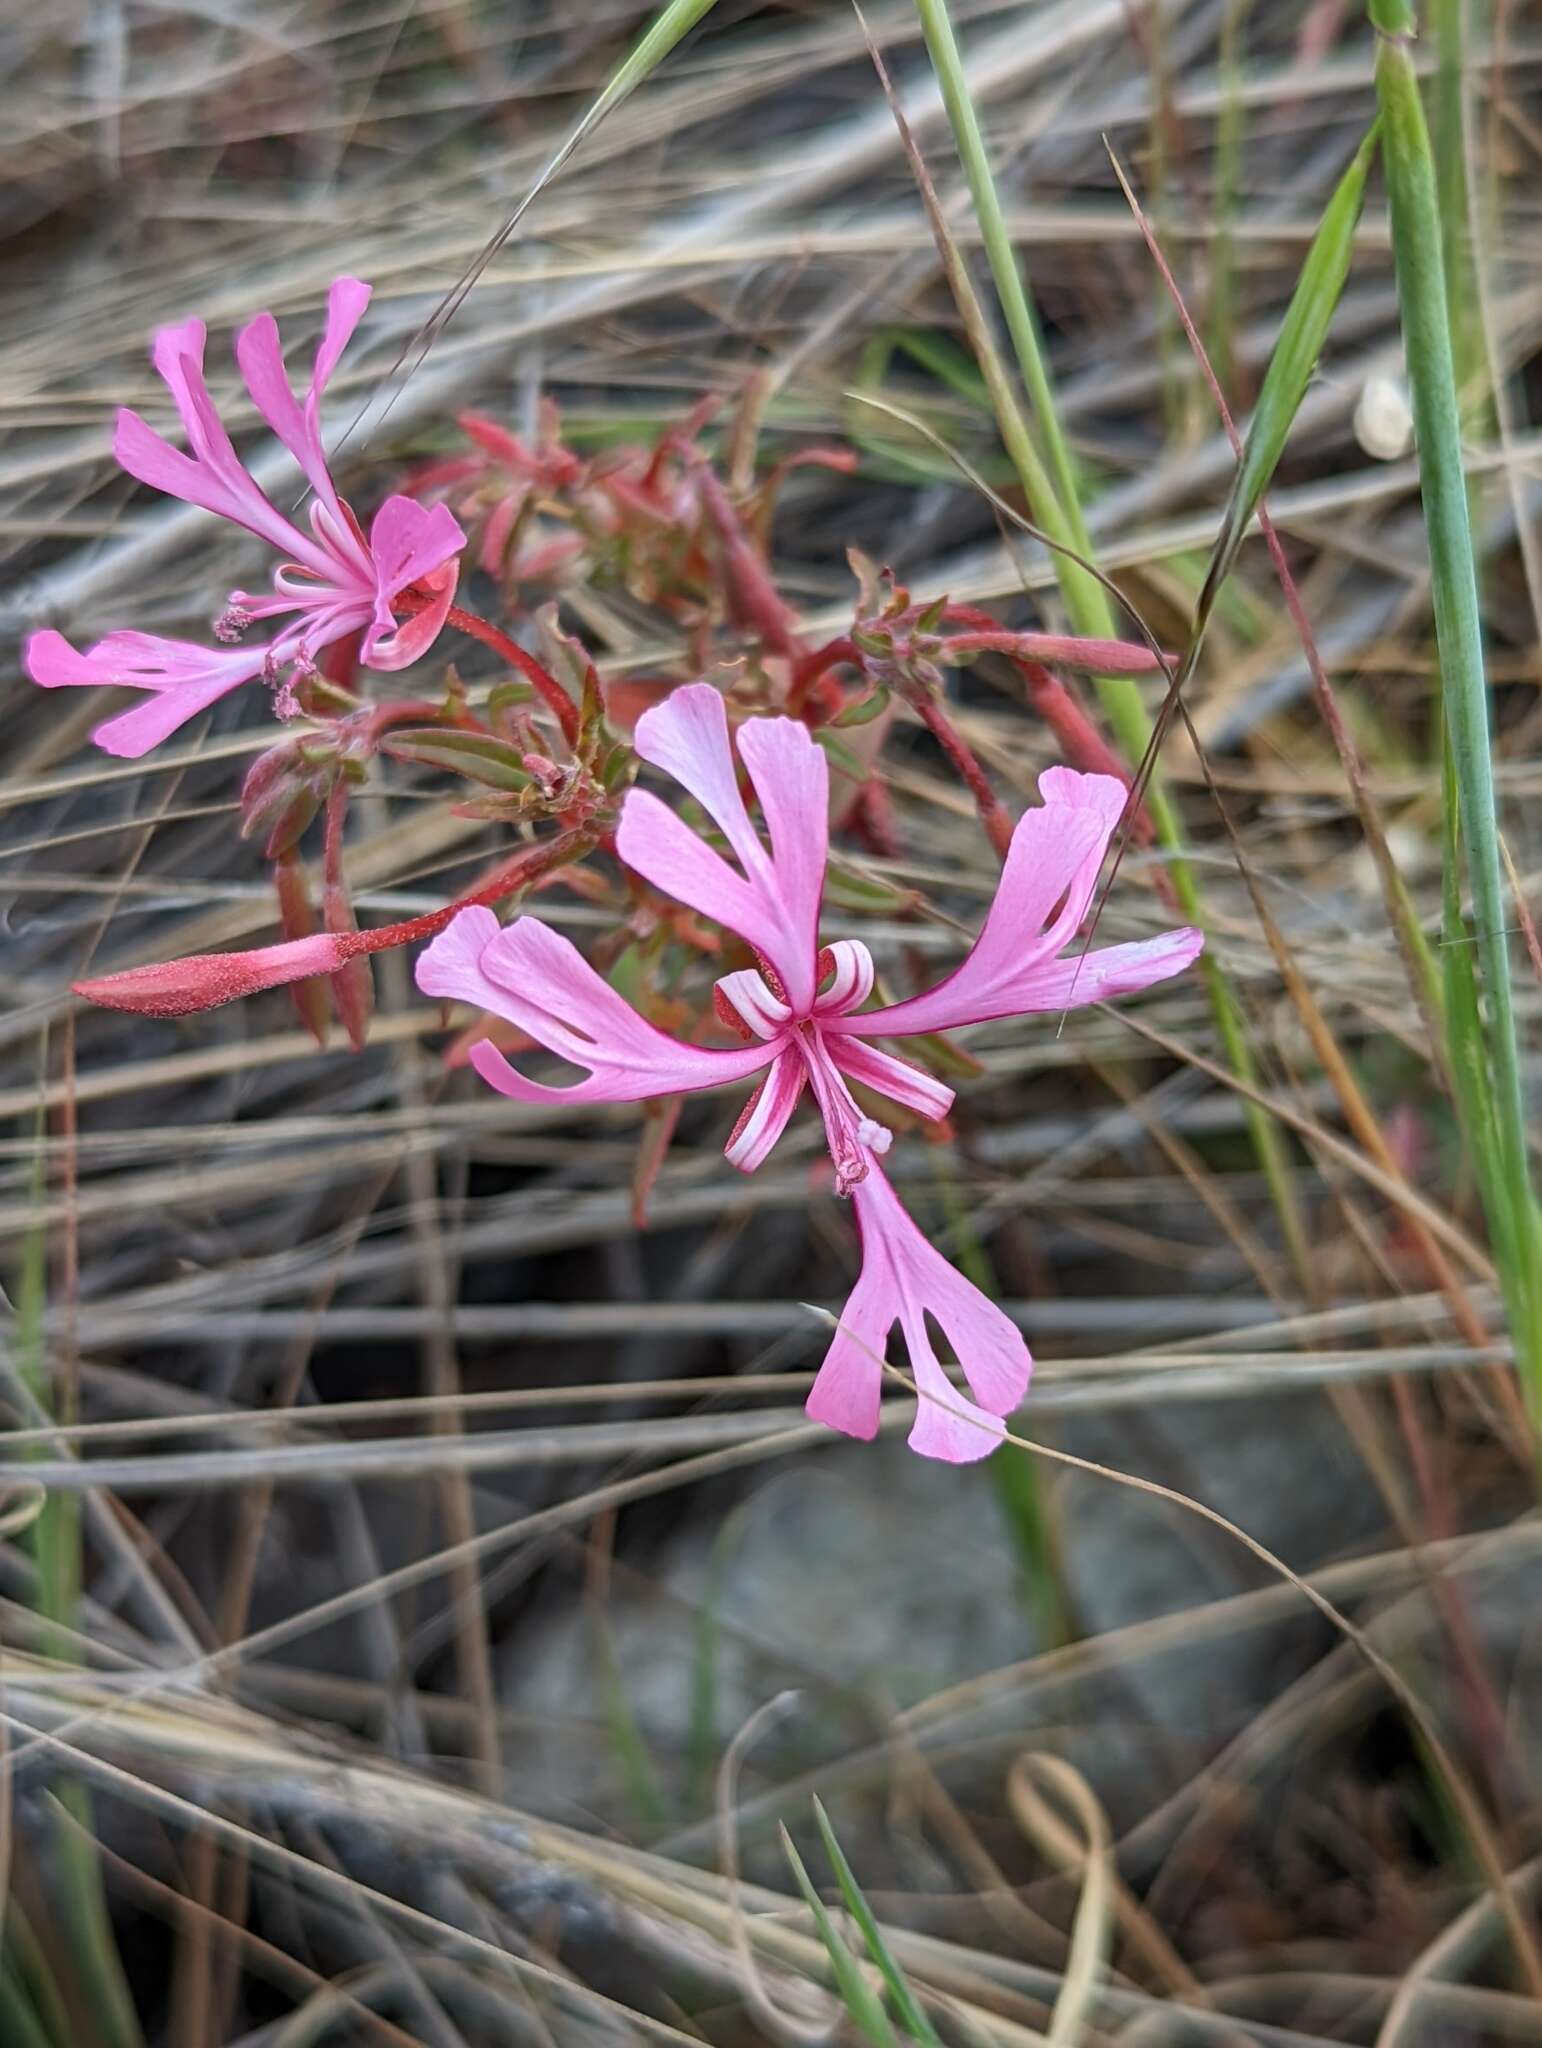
left=1012, top=658, right=1156, bottom=842
left=788, top=637, right=857, bottom=720
left=910, top=694, right=1013, bottom=861
left=695, top=465, right=801, bottom=659
left=395, top=590, right=579, bottom=747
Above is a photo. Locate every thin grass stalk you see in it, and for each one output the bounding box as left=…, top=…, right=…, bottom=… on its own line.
left=16, top=1098, right=142, bottom=2048
left=1371, top=0, right=1542, bottom=1404
left=889, top=2, right=1312, bottom=1281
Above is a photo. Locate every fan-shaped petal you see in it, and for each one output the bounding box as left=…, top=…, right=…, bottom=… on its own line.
left=806, top=1161, right=1030, bottom=1461
left=827, top=768, right=1142, bottom=1041
left=619, top=684, right=827, bottom=1007
left=417, top=909, right=774, bottom=1106
left=25, top=628, right=272, bottom=758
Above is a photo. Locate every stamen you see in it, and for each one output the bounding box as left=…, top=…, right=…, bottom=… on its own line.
left=214, top=604, right=253, bottom=644
left=714, top=984, right=754, bottom=1041
left=800, top=1026, right=890, bottom=1196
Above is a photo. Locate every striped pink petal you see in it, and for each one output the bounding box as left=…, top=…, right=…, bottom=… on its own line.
left=417, top=908, right=773, bottom=1107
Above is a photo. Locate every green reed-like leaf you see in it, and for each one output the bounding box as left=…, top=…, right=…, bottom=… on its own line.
left=811, top=1800, right=945, bottom=2048
left=14, top=1108, right=143, bottom=2048
left=1199, top=124, right=1379, bottom=626
left=780, top=1828, right=901, bottom=2048
left=1371, top=0, right=1542, bottom=1399
left=899, top=0, right=1312, bottom=1282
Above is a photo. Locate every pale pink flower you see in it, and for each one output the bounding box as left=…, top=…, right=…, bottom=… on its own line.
left=26, top=279, right=466, bottom=758
left=417, top=684, right=1203, bottom=1462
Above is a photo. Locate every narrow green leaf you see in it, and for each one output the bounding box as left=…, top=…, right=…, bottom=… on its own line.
left=780, top=1828, right=900, bottom=2048
left=1373, top=7, right=1542, bottom=1399
left=16, top=1096, right=144, bottom=2048
left=832, top=687, right=891, bottom=728
left=380, top=728, right=533, bottom=792
left=811, top=1801, right=944, bottom=2048
left=1199, top=123, right=1378, bottom=624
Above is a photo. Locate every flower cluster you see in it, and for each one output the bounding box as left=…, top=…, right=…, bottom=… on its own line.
left=26, top=279, right=464, bottom=758
left=26, top=274, right=1206, bottom=1462
left=417, top=685, right=1202, bottom=1460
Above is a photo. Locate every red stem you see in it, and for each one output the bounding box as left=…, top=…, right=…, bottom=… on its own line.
left=396, top=591, right=579, bottom=747
left=911, top=695, right=1013, bottom=861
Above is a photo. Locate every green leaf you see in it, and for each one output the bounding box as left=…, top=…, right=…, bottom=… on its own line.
left=811, top=1801, right=944, bottom=2047
left=1374, top=10, right=1542, bottom=1399
left=780, top=1828, right=899, bottom=2048
left=833, top=687, right=890, bottom=728
left=1198, top=122, right=1378, bottom=627
left=381, top=728, right=533, bottom=792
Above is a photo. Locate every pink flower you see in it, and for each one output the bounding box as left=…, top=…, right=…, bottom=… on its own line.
left=25, top=279, right=466, bottom=758
left=416, top=684, right=1203, bottom=1462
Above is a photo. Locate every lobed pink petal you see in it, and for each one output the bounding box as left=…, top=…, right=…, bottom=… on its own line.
left=25, top=628, right=270, bottom=758
left=993, top=926, right=1205, bottom=1014
left=806, top=1161, right=1030, bottom=1462
left=418, top=910, right=774, bottom=1106
left=805, top=1263, right=892, bottom=1443
left=736, top=714, right=828, bottom=1008
left=360, top=497, right=467, bottom=670
left=902, top=1336, right=1007, bottom=1463
left=828, top=1035, right=953, bottom=1122
left=618, top=789, right=793, bottom=973
left=724, top=1050, right=806, bottom=1173
left=620, top=684, right=827, bottom=1007
left=631, top=681, right=767, bottom=875
left=235, top=278, right=371, bottom=522
left=119, top=317, right=327, bottom=571
left=827, top=768, right=1131, bottom=1041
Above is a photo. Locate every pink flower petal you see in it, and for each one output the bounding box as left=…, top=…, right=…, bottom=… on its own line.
left=417, top=909, right=774, bottom=1106
left=630, top=682, right=768, bottom=875
left=235, top=278, right=371, bottom=523
left=25, top=628, right=271, bottom=758
left=714, top=967, right=791, bottom=1041
left=115, top=322, right=330, bottom=575
left=735, top=714, right=828, bottom=1007
left=148, top=318, right=321, bottom=567
left=827, top=768, right=1133, bottom=1041
left=724, top=1049, right=806, bottom=1172
left=829, top=1036, right=953, bottom=1122
left=806, top=1161, right=1030, bottom=1462
left=804, top=1263, right=893, bottom=1443
left=814, top=939, right=875, bottom=1016
left=991, top=926, right=1205, bottom=1013
left=620, top=684, right=828, bottom=1007
left=360, top=496, right=467, bottom=671
left=617, top=790, right=795, bottom=978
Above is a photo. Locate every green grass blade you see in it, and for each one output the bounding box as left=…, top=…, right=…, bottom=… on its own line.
left=810, top=1801, right=944, bottom=2048
left=1199, top=124, right=1379, bottom=624
left=1371, top=0, right=1542, bottom=1400
left=910, top=0, right=1079, bottom=517
left=0, top=1965, right=55, bottom=2048
left=16, top=1097, right=143, bottom=2048
left=780, top=1827, right=901, bottom=2048
left=897, top=0, right=1313, bottom=1285
left=592, top=1611, right=670, bottom=1828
